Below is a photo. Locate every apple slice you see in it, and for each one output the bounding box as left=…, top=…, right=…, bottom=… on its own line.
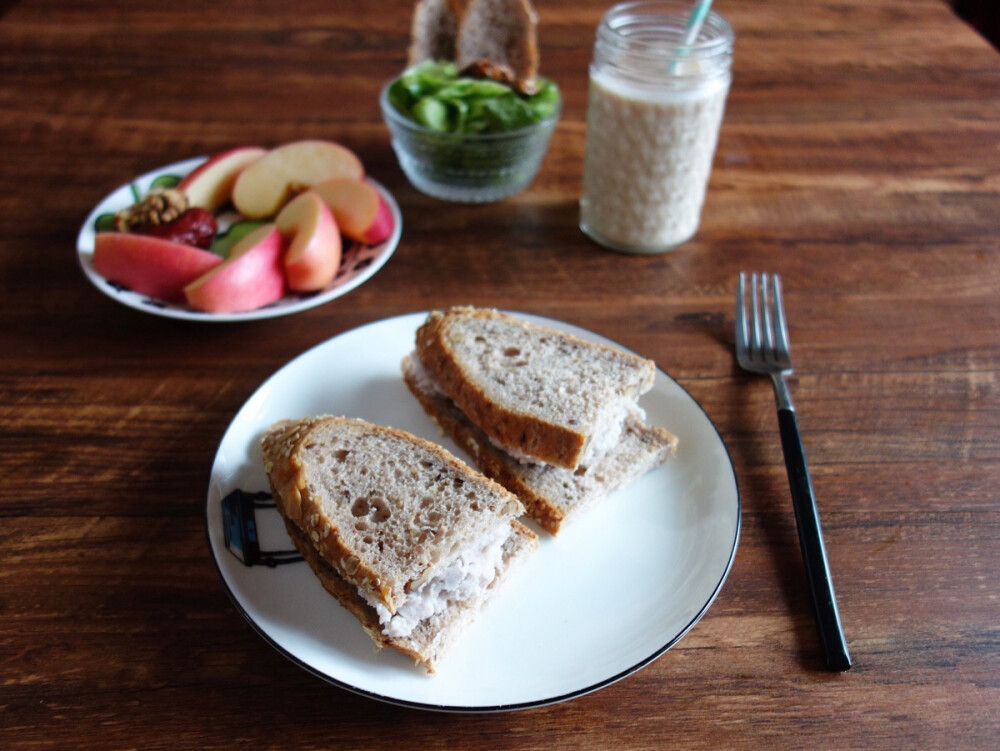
left=93, top=232, right=223, bottom=302
left=275, top=191, right=342, bottom=291
left=177, top=146, right=267, bottom=213
left=232, top=140, right=364, bottom=219
left=184, top=224, right=287, bottom=313
left=177, top=146, right=268, bottom=212
left=311, top=178, right=394, bottom=245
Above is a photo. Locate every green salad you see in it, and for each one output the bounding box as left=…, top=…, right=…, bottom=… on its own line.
left=387, top=60, right=560, bottom=134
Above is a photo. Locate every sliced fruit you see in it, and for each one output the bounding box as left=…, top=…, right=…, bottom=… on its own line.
left=92, top=232, right=223, bottom=302
left=232, top=140, right=364, bottom=219
left=275, top=191, right=342, bottom=291
left=311, top=177, right=394, bottom=245
left=184, top=224, right=287, bottom=313
left=177, top=146, right=267, bottom=212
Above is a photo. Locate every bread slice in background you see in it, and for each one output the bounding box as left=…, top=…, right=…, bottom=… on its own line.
left=404, top=354, right=678, bottom=534
left=415, top=306, right=657, bottom=470
left=455, top=0, right=539, bottom=83
left=408, top=0, right=464, bottom=64
left=261, top=415, right=537, bottom=672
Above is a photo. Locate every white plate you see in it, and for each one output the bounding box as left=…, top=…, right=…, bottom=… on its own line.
left=205, top=312, right=740, bottom=711
left=77, top=157, right=402, bottom=322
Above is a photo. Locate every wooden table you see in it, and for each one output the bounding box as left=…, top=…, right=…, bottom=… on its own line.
left=2, top=0, right=997, bottom=747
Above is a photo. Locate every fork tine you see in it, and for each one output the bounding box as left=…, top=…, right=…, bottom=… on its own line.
left=736, top=272, right=748, bottom=354
left=771, top=274, right=791, bottom=360
left=750, top=272, right=762, bottom=358
left=761, top=273, right=775, bottom=363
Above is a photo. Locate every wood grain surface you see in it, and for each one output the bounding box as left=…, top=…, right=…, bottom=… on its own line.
left=1, top=0, right=998, bottom=748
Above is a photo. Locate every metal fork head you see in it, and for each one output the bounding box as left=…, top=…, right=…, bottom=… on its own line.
left=735, top=271, right=793, bottom=375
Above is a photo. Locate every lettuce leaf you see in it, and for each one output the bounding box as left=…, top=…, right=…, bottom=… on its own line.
left=388, top=60, right=560, bottom=134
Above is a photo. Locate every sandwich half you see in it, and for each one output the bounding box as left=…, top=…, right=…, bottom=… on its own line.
left=406, top=307, right=678, bottom=534
left=261, top=415, right=537, bottom=672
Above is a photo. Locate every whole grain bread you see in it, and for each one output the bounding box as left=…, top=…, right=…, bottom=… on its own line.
left=404, top=354, right=678, bottom=534
left=455, top=0, right=539, bottom=83
left=261, top=415, right=526, bottom=614
left=415, top=307, right=657, bottom=470
left=408, top=0, right=464, bottom=64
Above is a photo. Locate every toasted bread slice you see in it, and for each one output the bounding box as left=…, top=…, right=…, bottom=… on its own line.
left=408, top=0, right=465, bottom=65
left=455, top=0, right=539, bottom=83
left=404, top=354, right=677, bottom=534
left=415, top=307, right=656, bottom=470
left=261, top=415, right=537, bottom=670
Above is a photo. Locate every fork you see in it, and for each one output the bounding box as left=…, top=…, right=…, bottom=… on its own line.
left=735, top=272, right=852, bottom=671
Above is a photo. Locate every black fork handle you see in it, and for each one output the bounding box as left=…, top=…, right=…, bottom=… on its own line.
left=778, top=407, right=852, bottom=671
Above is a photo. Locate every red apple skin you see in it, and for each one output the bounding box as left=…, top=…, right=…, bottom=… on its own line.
left=93, top=232, right=223, bottom=302
left=232, top=140, right=365, bottom=220
left=183, top=224, right=287, bottom=313
left=362, top=194, right=395, bottom=245
left=311, top=177, right=394, bottom=245
left=177, top=146, right=267, bottom=212
left=275, top=191, right=342, bottom=292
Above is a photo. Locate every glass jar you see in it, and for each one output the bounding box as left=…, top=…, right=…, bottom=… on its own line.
left=579, top=0, right=734, bottom=253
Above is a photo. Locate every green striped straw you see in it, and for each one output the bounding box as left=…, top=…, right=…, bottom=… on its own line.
left=682, top=0, right=714, bottom=46
left=671, top=0, right=714, bottom=73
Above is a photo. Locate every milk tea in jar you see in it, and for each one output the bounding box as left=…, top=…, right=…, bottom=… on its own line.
left=580, top=1, right=734, bottom=253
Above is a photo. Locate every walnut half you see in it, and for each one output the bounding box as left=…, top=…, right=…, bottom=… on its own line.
left=115, top=188, right=189, bottom=231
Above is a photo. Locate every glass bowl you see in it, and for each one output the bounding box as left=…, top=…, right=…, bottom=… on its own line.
left=379, top=82, right=561, bottom=204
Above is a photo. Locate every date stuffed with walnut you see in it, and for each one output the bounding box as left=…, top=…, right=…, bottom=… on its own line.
left=114, top=188, right=217, bottom=249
